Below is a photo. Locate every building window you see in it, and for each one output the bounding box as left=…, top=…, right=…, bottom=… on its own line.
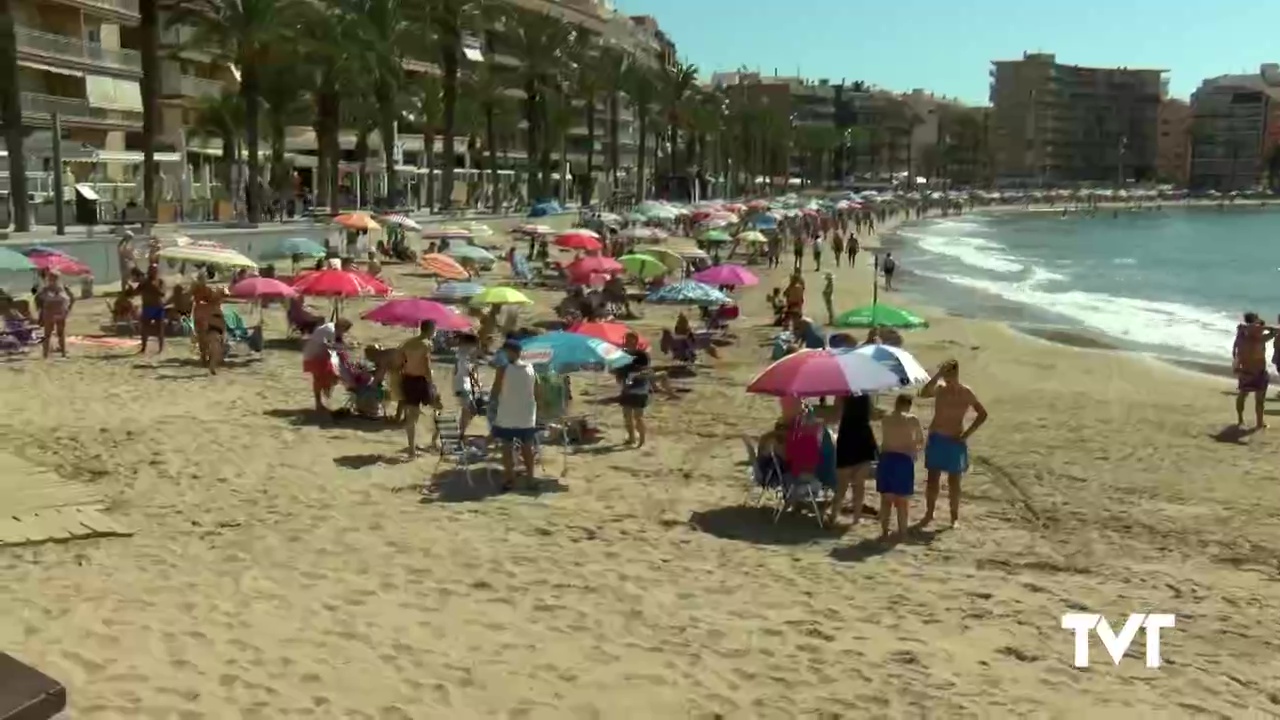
left=87, top=28, right=101, bottom=44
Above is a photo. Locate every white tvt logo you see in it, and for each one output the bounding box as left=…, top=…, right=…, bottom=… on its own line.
left=1061, top=613, right=1176, bottom=668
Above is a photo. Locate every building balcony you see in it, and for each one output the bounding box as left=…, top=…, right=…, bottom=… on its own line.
left=19, top=92, right=142, bottom=129
left=15, top=26, right=142, bottom=77
left=54, top=0, right=139, bottom=24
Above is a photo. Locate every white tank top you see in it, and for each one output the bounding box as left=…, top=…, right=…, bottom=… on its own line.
left=493, top=360, right=537, bottom=429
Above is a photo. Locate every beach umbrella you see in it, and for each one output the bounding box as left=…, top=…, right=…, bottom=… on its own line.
left=158, top=244, right=257, bottom=268
left=645, top=280, right=730, bottom=306
left=19, top=246, right=71, bottom=257
left=850, top=344, right=931, bottom=387
left=362, top=298, right=472, bottom=331
left=620, top=226, right=665, bottom=241
left=699, top=229, right=734, bottom=244
left=379, top=213, right=422, bottom=231
left=422, top=225, right=474, bottom=240
left=513, top=223, right=554, bottom=235
left=566, top=255, right=623, bottom=279
left=640, top=248, right=684, bottom=272
left=736, top=230, right=768, bottom=244
left=568, top=320, right=649, bottom=350
left=519, top=331, right=635, bottom=373
left=230, top=277, right=297, bottom=299
left=419, top=253, right=470, bottom=280
left=469, top=285, right=532, bottom=306
left=617, top=253, right=667, bottom=279
left=625, top=212, right=649, bottom=223
left=833, top=304, right=928, bottom=329
left=27, top=253, right=92, bottom=276
left=750, top=214, right=778, bottom=230
left=260, top=237, right=327, bottom=261
left=464, top=223, right=494, bottom=238
left=333, top=212, right=380, bottom=231
left=747, top=348, right=905, bottom=398
left=554, top=230, right=603, bottom=251
left=693, top=264, right=758, bottom=288
left=431, top=281, right=485, bottom=302
left=292, top=269, right=381, bottom=297
left=444, top=244, right=497, bottom=265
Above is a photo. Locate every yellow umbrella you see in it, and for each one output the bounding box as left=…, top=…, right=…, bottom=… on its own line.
left=640, top=247, right=683, bottom=272
left=158, top=245, right=257, bottom=268
left=333, top=212, right=380, bottom=231
left=737, top=230, right=768, bottom=244
left=469, top=286, right=533, bottom=306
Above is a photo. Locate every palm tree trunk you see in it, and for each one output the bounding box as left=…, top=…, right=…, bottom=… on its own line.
left=607, top=91, right=620, bottom=194
left=240, top=64, right=262, bottom=223
left=140, top=0, right=159, bottom=222
left=636, top=113, right=647, bottom=201
left=486, top=103, right=499, bottom=215
left=582, top=91, right=595, bottom=206
left=376, top=82, right=399, bottom=206
left=440, top=42, right=460, bottom=209
left=424, top=129, right=436, bottom=211
left=269, top=116, right=286, bottom=201
left=524, top=82, right=538, bottom=201
left=538, top=94, right=553, bottom=199
left=668, top=125, right=678, bottom=179
left=0, top=7, right=31, bottom=231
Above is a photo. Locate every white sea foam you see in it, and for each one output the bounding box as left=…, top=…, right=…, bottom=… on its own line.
left=1113, top=258, right=1137, bottom=265
left=908, top=232, right=1026, bottom=274
left=920, top=271, right=1237, bottom=358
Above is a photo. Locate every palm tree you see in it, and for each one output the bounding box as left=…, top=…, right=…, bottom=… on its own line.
left=0, top=6, right=30, bottom=231
left=660, top=61, right=698, bottom=181
left=344, top=0, right=413, bottom=207
left=568, top=33, right=603, bottom=206
left=465, top=61, right=508, bottom=214
left=429, top=0, right=490, bottom=210
left=259, top=61, right=310, bottom=202
left=622, top=63, right=657, bottom=201
left=505, top=9, right=573, bottom=202
left=181, top=0, right=291, bottom=223
left=139, top=0, right=161, bottom=222
left=189, top=91, right=244, bottom=200
left=297, top=0, right=352, bottom=210
left=597, top=46, right=627, bottom=196
left=413, top=75, right=444, bottom=211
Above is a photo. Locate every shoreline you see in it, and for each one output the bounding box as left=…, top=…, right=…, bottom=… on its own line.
left=875, top=207, right=1238, bottom=385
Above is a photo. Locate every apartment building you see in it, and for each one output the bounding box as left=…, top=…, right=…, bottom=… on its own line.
left=1156, top=98, right=1191, bottom=185
left=990, top=52, right=1164, bottom=185
left=1188, top=64, right=1280, bottom=191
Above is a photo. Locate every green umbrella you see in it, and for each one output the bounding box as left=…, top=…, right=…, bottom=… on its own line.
left=260, top=237, right=327, bottom=260
left=0, top=248, right=35, bottom=272
left=700, top=229, right=733, bottom=243
left=617, top=253, right=667, bottom=280
left=833, top=304, right=929, bottom=329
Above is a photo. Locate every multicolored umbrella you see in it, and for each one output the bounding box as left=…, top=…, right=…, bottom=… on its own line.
left=554, top=230, right=603, bottom=251
left=645, top=280, right=730, bottom=306
left=0, top=248, right=37, bottom=272
left=519, top=331, right=634, bottom=373
left=568, top=321, right=649, bottom=350
left=419, top=253, right=470, bottom=280
left=747, top=348, right=906, bottom=398
left=850, top=344, right=931, bottom=387
left=379, top=213, right=422, bottom=231
left=431, top=281, right=485, bottom=302
left=27, top=252, right=91, bottom=276
left=422, top=225, right=474, bottom=240
left=469, top=285, right=532, bottom=306
left=229, top=277, right=297, bottom=299
left=617, top=253, right=668, bottom=279
left=833, top=304, right=929, bottom=329
left=20, top=246, right=71, bottom=257
left=362, top=298, right=471, bottom=331
left=333, top=212, right=380, bottom=232
left=260, top=237, right=327, bottom=261
left=693, top=264, right=758, bottom=287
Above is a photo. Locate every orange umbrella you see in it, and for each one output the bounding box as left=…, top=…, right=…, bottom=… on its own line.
left=333, top=212, right=381, bottom=231
left=419, top=253, right=469, bottom=280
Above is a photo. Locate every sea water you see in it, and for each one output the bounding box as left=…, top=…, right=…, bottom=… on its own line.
left=890, top=206, right=1280, bottom=363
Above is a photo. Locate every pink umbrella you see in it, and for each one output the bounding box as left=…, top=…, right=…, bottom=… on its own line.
left=28, top=253, right=92, bottom=276
left=566, top=255, right=622, bottom=280
left=747, top=349, right=905, bottom=398
left=693, top=264, right=759, bottom=287
left=230, top=277, right=297, bottom=299
left=362, top=298, right=472, bottom=331
left=292, top=269, right=379, bottom=298
left=554, top=230, right=603, bottom=251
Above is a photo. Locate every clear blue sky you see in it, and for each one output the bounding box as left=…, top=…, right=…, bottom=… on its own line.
left=613, top=0, right=1277, bottom=104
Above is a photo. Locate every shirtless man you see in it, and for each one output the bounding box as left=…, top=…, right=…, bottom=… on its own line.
left=135, top=265, right=167, bottom=354
left=878, top=394, right=925, bottom=540
left=191, top=277, right=227, bottom=374
left=397, top=320, right=441, bottom=458
left=1232, top=312, right=1278, bottom=428
left=919, top=359, right=988, bottom=527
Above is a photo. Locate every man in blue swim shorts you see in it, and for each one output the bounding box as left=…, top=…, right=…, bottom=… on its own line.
left=135, top=265, right=167, bottom=354
left=919, top=359, right=988, bottom=528
left=877, top=394, right=925, bottom=540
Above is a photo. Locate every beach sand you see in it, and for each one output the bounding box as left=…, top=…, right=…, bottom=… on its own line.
left=2, top=212, right=1279, bottom=718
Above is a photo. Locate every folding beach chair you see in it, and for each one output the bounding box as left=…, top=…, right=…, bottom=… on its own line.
left=431, top=411, right=491, bottom=488
left=741, top=435, right=784, bottom=508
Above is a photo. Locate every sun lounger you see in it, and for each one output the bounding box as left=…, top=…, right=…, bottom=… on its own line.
left=0, top=652, right=66, bottom=720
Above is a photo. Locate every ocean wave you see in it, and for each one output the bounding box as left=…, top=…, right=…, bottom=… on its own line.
left=910, top=232, right=1026, bottom=274
left=927, top=272, right=1237, bottom=357
left=1113, top=258, right=1137, bottom=265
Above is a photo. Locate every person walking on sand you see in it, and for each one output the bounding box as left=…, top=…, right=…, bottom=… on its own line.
left=136, top=265, right=166, bottom=354
left=882, top=252, right=897, bottom=291
left=34, top=271, right=73, bottom=359
left=877, top=394, right=924, bottom=540
left=821, top=273, right=835, bottom=326
left=1232, top=312, right=1278, bottom=428
left=847, top=235, right=859, bottom=268
left=792, top=236, right=805, bottom=272
left=490, top=339, right=539, bottom=491
left=832, top=233, right=845, bottom=268
left=397, top=320, right=442, bottom=458
left=919, top=359, right=988, bottom=527
left=812, top=234, right=824, bottom=272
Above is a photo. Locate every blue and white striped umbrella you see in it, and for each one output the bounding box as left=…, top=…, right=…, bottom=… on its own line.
left=645, top=279, right=731, bottom=306
left=850, top=344, right=931, bottom=387
left=431, top=281, right=485, bottom=301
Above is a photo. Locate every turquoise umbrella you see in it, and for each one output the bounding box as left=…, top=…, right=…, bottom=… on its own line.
left=261, top=237, right=327, bottom=260
left=0, top=248, right=36, bottom=272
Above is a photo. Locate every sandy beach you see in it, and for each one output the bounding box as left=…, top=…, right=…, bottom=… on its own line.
left=2, top=210, right=1279, bottom=719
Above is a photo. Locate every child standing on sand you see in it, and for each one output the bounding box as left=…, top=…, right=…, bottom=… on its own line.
left=877, top=394, right=924, bottom=540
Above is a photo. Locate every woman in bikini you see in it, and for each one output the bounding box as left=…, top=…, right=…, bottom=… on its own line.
left=34, top=271, right=74, bottom=358
left=191, top=276, right=227, bottom=374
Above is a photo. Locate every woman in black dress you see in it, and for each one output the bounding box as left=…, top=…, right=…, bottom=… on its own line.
left=828, top=393, right=878, bottom=526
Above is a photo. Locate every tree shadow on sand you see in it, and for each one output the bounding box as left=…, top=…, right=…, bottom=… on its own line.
left=687, top=505, right=847, bottom=546
left=263, top=407, right=393, bottom=433
left=418, top=468, right=568, bottom=503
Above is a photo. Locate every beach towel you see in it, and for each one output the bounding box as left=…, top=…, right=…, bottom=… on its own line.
left=67, top=335, right=141, bottom=349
